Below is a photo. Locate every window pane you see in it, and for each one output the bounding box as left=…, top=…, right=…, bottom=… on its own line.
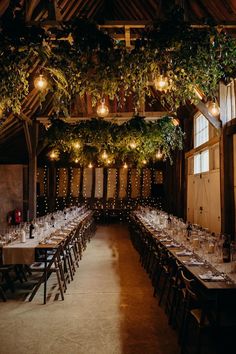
left=194, top=114, right=209, bottom=147
left=194, top=154, right=201, bottom=174
left=201, top=150, right=209, bottom=173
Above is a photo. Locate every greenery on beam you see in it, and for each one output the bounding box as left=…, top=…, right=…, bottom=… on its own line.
left=45, top=116, right=184, bottom=167
left=0, top=7, right=235, bottom=121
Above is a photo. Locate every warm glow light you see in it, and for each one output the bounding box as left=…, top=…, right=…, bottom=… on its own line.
left=97, top=99, right=109, bottom=118
left=75, top=158, right=79, bottom=163
left=34, top=74, right=48, bottom=91
left=142, top=159, right=147, bottom=164
left=0, top=107, right=3, bottom=119
left=123, top=162, right=128, bottom=169
left=207, top=100, right=220, bottom=117
left=154, top=75, right=169, bottom=91
left=129, top=141, right=137, bottom=149
left=49, top=150, right=59, bottom=160
left=107, top=159, right=111, bottom=165
left=73, top=142, right=80, bottom=149
left=88, top=162, right=93, bottom=168
left=172, top=117, right=180, bottom=126
left=156, top=150, right=163, bottom=159
left=102, top=150, right=108, bottom=159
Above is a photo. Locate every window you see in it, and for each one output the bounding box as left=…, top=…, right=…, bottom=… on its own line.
left=194, top=150, right=209, bottom=174
left=194, top=114, right=209, bottom=147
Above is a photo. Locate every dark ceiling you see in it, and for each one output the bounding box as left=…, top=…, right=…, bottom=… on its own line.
left=0, top=0, right=235, bottom=163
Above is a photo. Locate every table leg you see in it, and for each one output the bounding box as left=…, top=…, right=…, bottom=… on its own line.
left=44, top=249, right=47, bottom=305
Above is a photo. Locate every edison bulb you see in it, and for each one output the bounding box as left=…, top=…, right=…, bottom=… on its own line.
left=97, top=99, right=109, bottom=118
left=207, top=101, right=220, bottom=117
left=154, top=75, right=169, bottom=91
left=34, top=74, right=48, bottom=91
left=88, top=162, right=93, bottom=168
left=172, top=118, right=180, bottom=126
left=102, top=150, right=108, bottom=159
left=74, top=142, right=80, bottom=149
left=130, top=141, right=137, bottom=149
left=75, top=158, right=79, bottom=163
left=156, top=151, right=163, bottom=159
left=123, top=162, right=128, bottom=169
left=142, top=159, right=147, bottom=164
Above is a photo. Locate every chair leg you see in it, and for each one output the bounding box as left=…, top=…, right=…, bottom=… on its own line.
left=0, top=285, right=7, bottom=302
left=55, top=269, right=64, bottom=301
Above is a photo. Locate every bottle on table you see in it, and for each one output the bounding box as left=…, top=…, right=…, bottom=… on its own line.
left=222, top=235, right=231, bottom=263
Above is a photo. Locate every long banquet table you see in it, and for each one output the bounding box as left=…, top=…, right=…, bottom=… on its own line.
left=131, top=211, right=236, bottom=328
left=0, top=209, right=93, bottom=303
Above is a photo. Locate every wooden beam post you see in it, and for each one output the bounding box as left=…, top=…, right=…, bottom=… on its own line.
left=28, top=121, right=38, bottom=220
left=196, top=101, right=222, bottom=130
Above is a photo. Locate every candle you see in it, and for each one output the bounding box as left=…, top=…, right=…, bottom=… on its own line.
left=21, top=230, right=26, bottom=243
left=192, top=238, right=200, bottom=250
left=208, top=243, right=215, bottom=254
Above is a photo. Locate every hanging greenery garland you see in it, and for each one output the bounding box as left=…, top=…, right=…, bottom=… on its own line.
left=44, top=115, right=184, bottom=166
left=0, top=7, right=235, bottom=120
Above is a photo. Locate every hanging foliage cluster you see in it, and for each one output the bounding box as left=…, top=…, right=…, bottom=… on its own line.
left=0, top=7, right=235, bottom=120
left=45, top=116, right=184, bottom=166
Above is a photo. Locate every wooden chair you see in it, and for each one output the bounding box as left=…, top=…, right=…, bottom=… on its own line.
left=28, top=244, right=64, bottom=304
left=179, top=270, right=211, bottom=354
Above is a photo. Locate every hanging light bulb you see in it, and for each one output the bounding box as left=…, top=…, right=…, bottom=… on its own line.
left=155, top=150, right=163, bottom=160
left=101, top=150, right=108, bottom=159
left=73, top=141, right=80, bottom=149
left=88, top=162, right=93, bottom=168
left=107, top=159, right=111, bottom=165
left=49, top=150, right=59, bottom=161
left=207, top=100, right=220, bottom=117
left=74, top=158, right=79, bottom=163
left=154, top=74, right=169, bottom=91
left=123, top=162, right=128, bottom=169
left=34, top=74, right=48, bottom=91
left=142, top=159, right=147, bottom=165
left=97, top=98, right=109, bottom=118
left=129, top=141, right=137, bottom=149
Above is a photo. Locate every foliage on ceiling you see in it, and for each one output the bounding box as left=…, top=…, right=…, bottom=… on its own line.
left=0, top=7, right=235, bottom=121
left=45, top=116, right=184, bottom=166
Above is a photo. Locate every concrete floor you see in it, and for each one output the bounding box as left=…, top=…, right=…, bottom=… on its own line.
left=0, top=224, right=179, bottom=354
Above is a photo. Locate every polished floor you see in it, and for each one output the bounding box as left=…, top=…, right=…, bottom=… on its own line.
left=0, top=224, right=179, bottom=354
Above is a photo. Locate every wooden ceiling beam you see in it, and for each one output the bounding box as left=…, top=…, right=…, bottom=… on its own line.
left=37, top=111, right=168, bottom=125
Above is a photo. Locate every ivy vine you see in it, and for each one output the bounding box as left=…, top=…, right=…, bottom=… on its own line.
left=0, top=7, right=235, bottom=121
left=45, top=116, right=184, bottom=166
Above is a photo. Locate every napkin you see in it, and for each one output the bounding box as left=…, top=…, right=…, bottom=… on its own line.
left=176, top=250, right=193, bottom=256
left=199, top=273, right=225, bottom=282
left=183, top=259, right=205, bottom=266
left=165, top=243, right=181, bottom=248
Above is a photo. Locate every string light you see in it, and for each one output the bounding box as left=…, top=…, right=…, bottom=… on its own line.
left=34, top=74, right=48, bottom=91
left=43, top=165, right=48, bottom=214
left=75, top=158, right=79, bottom=163
left=123, top=162, right=128, bottom=169
left=97, top=98, right=109, bottom=117
left=142, top=159, right=147, bottom=165
left=88, top=162, right=93, bottom=168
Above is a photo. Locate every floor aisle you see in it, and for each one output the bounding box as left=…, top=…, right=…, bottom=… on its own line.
left=0, top=224, right=179, bottom=354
